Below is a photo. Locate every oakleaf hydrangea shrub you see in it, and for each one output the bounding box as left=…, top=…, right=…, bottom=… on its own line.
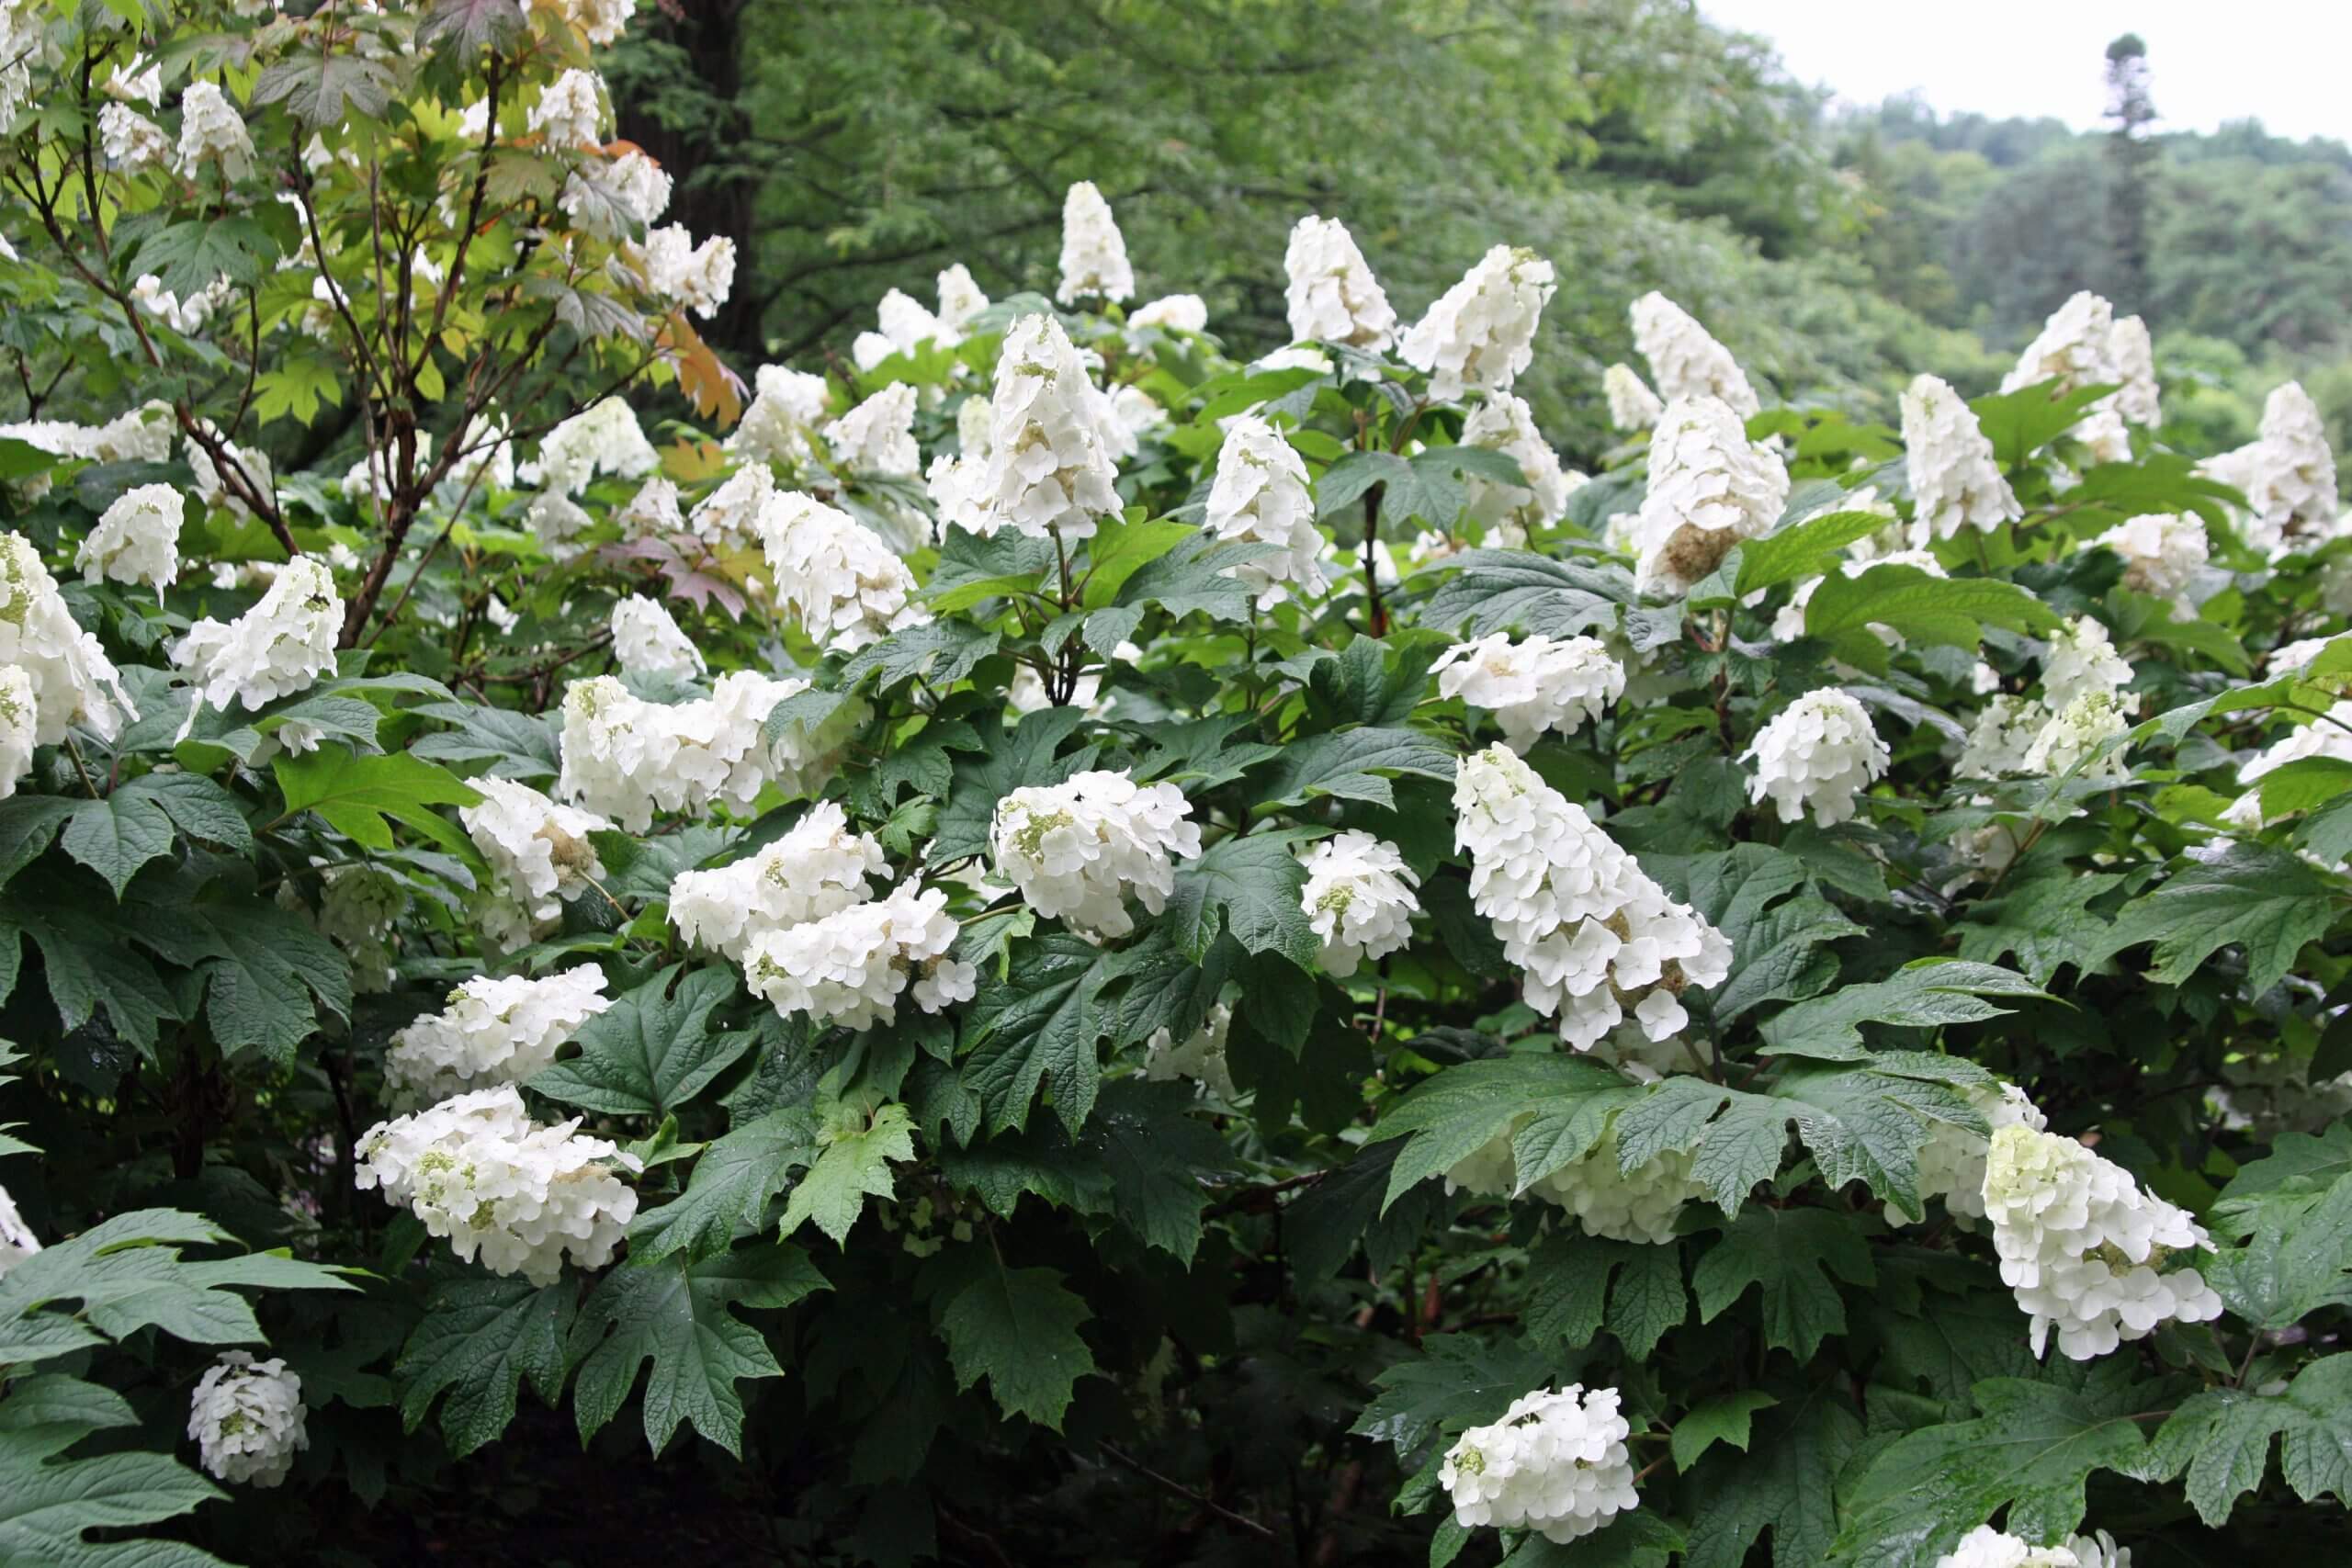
left=0, top=4, right=2347, bottom=1563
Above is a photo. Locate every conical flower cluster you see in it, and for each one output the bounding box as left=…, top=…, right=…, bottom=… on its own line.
left=1401, top=245, right=1555, bottom=400
left=1283, top=215, right=1396, bottom=349
left=1901, top=374, right=2021, bottom=539
left=1630, top=292, right=1758, bottom=416
left=972, top=313, right=1124, bottom=542
left=1743, top=688, right=1890, bottom=827
left=1437, top=634, right=1625, bottom=752
left=991, top=768, right=1202, bottom=939
left=383, top=964, right=613, bottom=1107
left=188, top=1353, right=307, bottom=1488
left=1632, top=396, right=1789, bottom=595
left=1204, top=414, right=1326, bottom=607
left=1300, top=831, right=1420, bottom=978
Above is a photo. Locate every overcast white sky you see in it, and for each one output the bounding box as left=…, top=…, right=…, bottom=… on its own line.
left=1700, top=1, right=2352, bottom=144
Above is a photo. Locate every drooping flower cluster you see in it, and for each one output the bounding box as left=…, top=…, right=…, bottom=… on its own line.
left=1901, top=374, right=2022, bottom=539
left=174, top=82, right=255, bottom=181
left=1630, top=292, right=1759, bottom=416
left=971, top=313, right=1123, bottom=542
left=382, top=965, right=612, bottom=1108
left=1461, top=392, right=1580, bottom=538
left=1440, top=1384, right=1639, bottom=1544
left=685, top=462, right=775, bottom=550
left=1453, top=746, right=1731, bottom=1048
left=1902, top=1079, right=2048, bottom=1224
left=1056, top=180, right=1134, bottom=304
left=1204, top=414, right=1327, bottom=607
left=170, top=555, right=342, bottom=724
left=187, top=1354, right=307, bottom=1488
left=1602, top=363, right=1665, bottom=432
left=0, top=530, right=135, bottom=746
left=1436, top=634, right=1625, bottom=751
left=991, top=769, right=1203, bottom=940
left=1934, top=1527, right=2132, bottom=1568
left=355, top=1085, right=641, bottom=1285
left=461, top=778, right=614, bottom=952
left=1401, top=245, right=1555, bottom=400
left=742, top=882, right=971, bottom=1030
left=668, top=800, right=887, bottom=963
left=1744, top=688, right=1890, bottom=827
left=1299, top=831, right=1420, bottom=978
left=2094, top=512, right=2207, bottom=604
left=1144, top=1003, right=1238, bottom=1100
left=101, top=100, right=169, bottom=172
left=558, top=671, right=844, bottom=831
left=754, top=491, right=930, bottom=653
left=1283, top=215, right=1396, bottom=350
left=1981, top=1124, right=2224, bottom=1359
left=610, top=593, right=707, bottom=682
left=1632, top=396, right=1791, bottom=595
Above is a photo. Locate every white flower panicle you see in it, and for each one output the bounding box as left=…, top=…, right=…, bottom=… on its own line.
left=1632, top=396, right=1791, bottom=595
left=0, top=1179, right=38, bottom=1278
left=559, top=671, right=842, bottom=831
left=1283, top=215, right=1397, bottom=350
left=77, top=482, right=184, bottom=591
left=2231, top=381, right=2339, bottom=557
left=1901, top=374, right=2022, bottom=539
left=101, top=102, right=169, bottom=171
left=876, top=288, right=942, bottom=357
left=975, top=312, right=1124, bottom=542
left=459, top=777, right=614, bottom=951
left=1630, top=292, right=1759, bottom=416
left=171, top=555, right=341, bottom=719
left=2095, top=512, right=2206, bottom=603
left=1129, top=294, right=1206, bottom=333
left=610, top=593, right=707, bottom=682
left=825, top=382, right=921, bottom=477
left=175, top=82, right=255, bottom=180
left=1933, top=1528, right=2080, bottom=1568
left=934, top=263, right=989, bottom=342
left=1436, top=634, right=1625, bottom=751
left=2003, top=290, right=2120, bottom=396
left=616, top=475, right=684, bottom=538
left=2109, top=315, right=2160, bottom=427
left=1402, top=245, right=1555, bottom=400
left=562, top=0, right=636, bottom=47
left=1056, top=180, right=1135, bottom=304
left=1203, top=414, right=1326, bottom=607
left=1300, top=831, right=1420, bottom=977
left=990, top=769, right=1202, bottom=940
left=687, top=461, right=775, bottom=550
left=639, top=224, right=736, bottom=319
left=188, top=1354, right=307, bottom=1488
left=2019, top=689, right=2134, bottom=782
left=355, top=1085, right=641, bottom=1285
left=384, top=964, right=613, bottom=1107
left=732, top=364, right=831, bottom=466
left=1603, top=363, right=1665, bottom=433
left=743, top=882, right=971, bottom=1029
left=526, top=397, right=659, bottom=495
left=1744, top=688, right=1889, bottom=827
left=1449, top=1122, right=1702, bottom=1244
left=528, top=68, right=605, bottom=149
left=1144, top=1003, right=1238, bottom=1100
left=0, top=666, right=35, bottom=799
left=754, top=491, right=930, bottom=654
left=1441, top=1384, right=1639, bottom=1544
left=1453, top=746, right=1731, bottom=1049
left=667, top=800, right=885, bottom=962
left=1905, top=1080, right=2048, bottom=1224
left=1462, top=392, right=1579, bottom=534
left=2041, top=616, right=2134, bottom=711
left=1982, top=1123, right=2224, bottom=1359
left=0, top=532, right=135, bottom=744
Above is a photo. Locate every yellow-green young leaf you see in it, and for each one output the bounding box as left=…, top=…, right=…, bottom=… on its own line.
left=781, top=1103, right=917, bottom=1246
left=272, top=749, right=481, bottom=852
left=1803, top=564, right=2060, bottom=675
left=934, top=1252, right=1095, bottom=1429
left=1670, top=1391, right=1778, bottom=1472
left=253, top=355, right=344, bottom=426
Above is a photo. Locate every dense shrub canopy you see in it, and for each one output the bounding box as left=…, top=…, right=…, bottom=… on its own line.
left=1, top=4, right=2350, bottom=1566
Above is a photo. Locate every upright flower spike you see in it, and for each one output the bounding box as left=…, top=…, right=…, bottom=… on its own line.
left=974, top=312, right=1123, bottom=542
left=1744, top=688, right=1891, bottom=827
left=934, top=263, right=989, bottom=342
left=731, top=365, right=831, bottom=467
left=1056, top=180, right=1134, bottom=305
left=2227, top=380, right=2339, bottom=557
left=77, top=482, right=184, bottom=592
left=1602, top=363, right=1664, bottom=433
left=2109, top=314, right=2160, bottom=426
left=1203, top=414, right=1326, bottom=608
left=1460, top=392, right=1580, bottom=537
left=1630, top=395, right=1789, bottom=596
left=1283, top=215, right=1397, bottom=350
left=1900, top=373, right=2022, bottom=539
left=174, top=81, right=255, bottom=180
left=609, top=593, right=707, bottom=682
left=1630, top=291, right=1759, bottom=416
left=1401, top=245, right=1555, bottom=400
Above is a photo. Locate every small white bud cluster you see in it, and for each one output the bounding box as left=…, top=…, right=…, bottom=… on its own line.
left=313, top=863, right=408, bottom=994
left=461, top=777, right=615, bottom=953
left=1630, top=292, right=1759, bottom=416
left=356, top=1085, right=641, bottom=1285
left=0, top=531, right=136, bottom=747
left=610, top=593, right=707, bottom=682
left=187, top=1353, right=307, bottom=1488
left=755, top=491, right=929, bottom=654
left=1982, top=1124, right=2223, bottom=1359
left=1632, top=396, right=1790, bottom=596
left=1300, top=831, right=1420, bottom=978
left=1453, top=746, right=1731, bottom=1050
left=731, top=365, right=831, bottom=468
left=1440, top=1384, right=1639, bottom=1544
left=1056, top=180, right=1135, bottom=304
left=558, top=671, right=842, bottom=832
left=1603, top=363, right=1665, bottom=433
left=971, top=313, right=1124, bottom=543
left=668, top=800, right=886, bottom=963
left=743, top=882, right=971, bottom=1030
left=2094, top=512, right=2207, bottom=604
left=1436, top=634, right=1625, bottom=752
left=1461, top=392, right=1581, bottom=537
left=1959, top=617, right=2136, bottom=783
left=1935, top=1527, right=2132, bottom=1568
left=853, top=288, right=942, bottom=370
left=1901, top=374, right=2022, bottom=539
left=1744, top=688, right=1890, bottom=828
left=990, top=769, right=1203, bottom=940
left=1144, top=1003, right=1237, bottom=1100
left=383, top=964, right=612, bottom=1107
left=171, top=555, right=341, bottom=725
left=1283, top=215, right=1396, bottom=350
left=77, top=483, right=185, bottom=592
left=1401, top=245, right=1555, bottom=401
left=1204, top=414, right=1327, bottom=608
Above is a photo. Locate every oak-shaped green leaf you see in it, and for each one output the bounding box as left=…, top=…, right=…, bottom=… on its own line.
left=933, top=1252, right=1095, bottom=1430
